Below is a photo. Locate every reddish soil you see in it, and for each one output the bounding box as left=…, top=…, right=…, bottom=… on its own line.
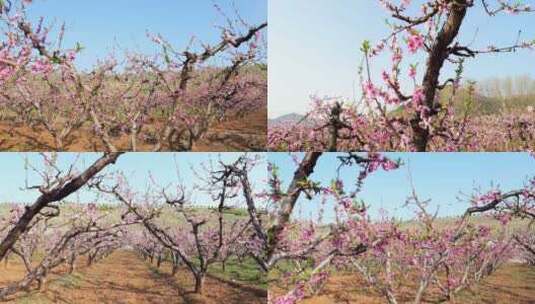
left=270, top=264, right=535, bottom=304
left=0, top=108, right=266, bottom=152
left=193, top=107, right=267, bottom=151
left=0, top=250, right=266, bottom=304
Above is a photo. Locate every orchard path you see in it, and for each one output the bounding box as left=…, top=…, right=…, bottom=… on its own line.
left=2, top=250, right=265, bottom=304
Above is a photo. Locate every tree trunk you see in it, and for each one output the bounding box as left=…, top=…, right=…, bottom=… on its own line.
left=87, top=253, right=94, bottom=266
left=266, top=152, right=322, bottom=263
left=193, top=273, right=205, bottom=294
left=412, top=2, right=468, bottom=151
left=0, top=153, right=122, bottom=262
left=68, top=253, right=76, bottom=274
left=68, top=261, right=75, bottom=274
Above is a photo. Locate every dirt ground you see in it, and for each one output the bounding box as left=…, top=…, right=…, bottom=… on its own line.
left=193, top=107, right=267, bottom=151
left=0, top=108, right=266, bottom=152
left=271, top=264, right=535, bottom=304
left=0, top=251, right=266, bottom=304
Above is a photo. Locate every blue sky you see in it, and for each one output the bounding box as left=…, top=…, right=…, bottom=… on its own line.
left=268, top=0, right=535, bottom=117
left=24, top=0, right=266, bottom=70
left=269, top=153, right=535, bottom=222
left=0, top=153, right=266, bottom=208
left=1, top=152, right=533, bottom=221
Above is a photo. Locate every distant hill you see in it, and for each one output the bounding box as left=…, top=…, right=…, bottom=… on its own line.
left=439, top=85, right=534, bottom=116
left=384, top=85, right=534, bottom=118
left=270, top=82, right=535, bottom=125
left=268, top=113, right=306, bottom=127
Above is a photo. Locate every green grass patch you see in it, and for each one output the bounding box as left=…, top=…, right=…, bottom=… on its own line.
left=55, top=272, right=84, bottom=289
left=15, top=294, right=53, bottom=304
left=208, top=257, right=267, bottom=289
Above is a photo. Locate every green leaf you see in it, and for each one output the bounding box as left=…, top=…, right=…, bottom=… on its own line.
left=75, top=42, right=85, bottom=52
left=51, top=56, right=62, bottom=64
left=360, top=40, right=371, bottom=54
left=163, top=45, right=171, bottom=65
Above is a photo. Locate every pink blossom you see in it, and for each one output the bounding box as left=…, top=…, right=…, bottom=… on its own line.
left=409, top=65, right=417, bottom=79
left=31, top=58, right=53, bottom=74
left=363, top=81, right=378, bottom=99
left=407, top=33, right=424, bottom=54
left=412, top=87, right=425, bottom=106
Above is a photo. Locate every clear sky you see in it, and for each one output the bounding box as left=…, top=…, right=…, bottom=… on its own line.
left=269, top=153, right=535, bottom=222
left=0, top=153, right=266, bottom=208
left=24, top=0, right=267, bottom=70
left=268, top=0, right=535, bottom=118
left=1, top=153, right=533, bottom=220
